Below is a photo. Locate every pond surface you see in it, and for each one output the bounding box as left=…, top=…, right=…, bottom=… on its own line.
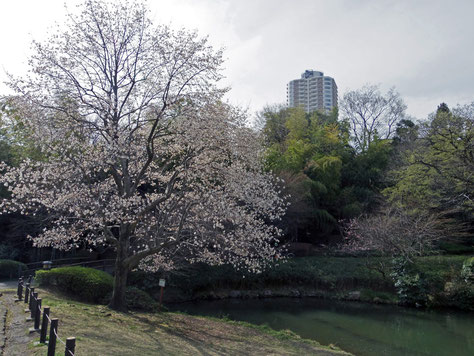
left=170, top=298, right=474, bottom=356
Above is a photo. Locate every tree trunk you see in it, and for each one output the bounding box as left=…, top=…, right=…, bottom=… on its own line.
left=109, top=262, right=128, bottom=311
left=108, top=232, right=130, bottom=311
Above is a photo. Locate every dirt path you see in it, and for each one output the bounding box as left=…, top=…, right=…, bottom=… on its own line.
left=0, top=288, right=35, bottom=355
left=0, top=281, right=17, bottom=290
left=0, top=294, right=6, bottom=355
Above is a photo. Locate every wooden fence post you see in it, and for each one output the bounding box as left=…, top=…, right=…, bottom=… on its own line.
left=65, top=337, right=76, bottom=355
left=31, top=292, right=38, bottom=319
left=24, top=284, right=30, bottom=304
left=34, top=298, right=41, bottom=330
left=40, top=307, right=50, bottom=343
left=47, top=318, right=58, bottom=356
left=28, top=287, right=35, bottom=311
left=17, top=279, right=23, bottom=300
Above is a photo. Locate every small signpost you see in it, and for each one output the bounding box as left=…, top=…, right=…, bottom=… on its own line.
left=159, top=278, right=165, bottom=311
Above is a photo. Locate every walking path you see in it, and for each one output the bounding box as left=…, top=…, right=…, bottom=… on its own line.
left=0, top=281, right=17, bottom=290
left=0, top=282, right=35, bottom=355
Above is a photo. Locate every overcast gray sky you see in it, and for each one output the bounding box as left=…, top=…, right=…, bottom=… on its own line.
left=1, top=0, right=473, bottom=120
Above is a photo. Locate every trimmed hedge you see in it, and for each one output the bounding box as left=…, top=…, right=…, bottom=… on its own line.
left=36, top=266, right=113, bottom=303
left=0, top=259, right=27, bottom=279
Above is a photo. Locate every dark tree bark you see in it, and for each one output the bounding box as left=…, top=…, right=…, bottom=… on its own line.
left=108, top=228, right=130, bottom=311
left=109, top=262, right=128, bottom=311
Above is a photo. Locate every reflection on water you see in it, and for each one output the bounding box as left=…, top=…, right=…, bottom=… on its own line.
left=170, top=298, right=474, bottom=356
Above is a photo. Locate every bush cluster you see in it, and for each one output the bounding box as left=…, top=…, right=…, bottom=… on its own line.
left=0, top=259, right=27, bottom=279
left=125, top=287, right=159, bottom=311
left=0, top=245, right=21, bottom=260
left=101, top=286, right=159, bottom=312
left=35, top=266, right=113, bottom=302
left=461, top=257, right=474, bottom=283
left=389, top=256, right=473, bottom=309
left=444, top=257, right=474, bottom=311
left=129, top=255, right=473, bottom=310
left=129, top=257, right=395, bottom=294
left=390, top=258, right=428, bottom=307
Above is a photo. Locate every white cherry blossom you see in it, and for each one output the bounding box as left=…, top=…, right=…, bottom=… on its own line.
left=0, top=0, right=285, bottom=310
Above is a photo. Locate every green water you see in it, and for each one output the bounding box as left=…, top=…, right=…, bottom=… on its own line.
left=171, top=298, right=474, bottom=356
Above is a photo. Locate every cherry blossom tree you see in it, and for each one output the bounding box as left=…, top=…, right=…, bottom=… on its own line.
left=0, top=0, right=285, bottom=310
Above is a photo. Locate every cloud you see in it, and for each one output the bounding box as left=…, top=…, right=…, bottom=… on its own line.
left=1, top=0, right=473, bottom=120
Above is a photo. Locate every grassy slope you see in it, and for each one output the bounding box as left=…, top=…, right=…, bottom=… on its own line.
left=30, top=289, right=351, bottom=356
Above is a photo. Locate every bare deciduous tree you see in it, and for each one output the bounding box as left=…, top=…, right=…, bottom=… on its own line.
left=340, top=85, right=407, bottom=152
left=342, top=207, right=444, bottom=261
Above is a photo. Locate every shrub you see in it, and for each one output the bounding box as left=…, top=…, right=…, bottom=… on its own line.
left=35, top=266, right=113, bottom=302
left=125, top=287, right=159, bottom=311
left=0, top=245, right=20, bottom=260
left=438, top=241, right=474, bottom=255
left=0, top=259, right=27, bottom=279
left=129, top=257, right=394, bottom=294
left=391, top=258, right=428, bottom=307
left=101, top=287, right=160, bottom=311
left=461, top=257, right=474, bottom=283
left=128, top=270, right=166, bottom=293
left=443, top=280, right=474, bottom=311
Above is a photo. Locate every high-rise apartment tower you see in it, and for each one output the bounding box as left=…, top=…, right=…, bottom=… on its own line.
left=286, top=70, right=338, bottom=113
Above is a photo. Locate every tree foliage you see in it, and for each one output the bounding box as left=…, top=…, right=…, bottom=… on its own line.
left=261, top=107, right=345, bottom=241
left=384, top=103, right=474, bottom=222
left=259, top=104, right=394, bottom=244
left=0, top=97, right=44, bottom=170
